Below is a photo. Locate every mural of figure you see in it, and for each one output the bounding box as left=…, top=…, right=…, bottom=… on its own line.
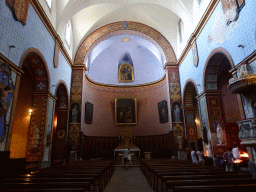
left=120, top=65, right=132, bottom=80
left=174, top=104, right=181, bottom=122
left=71, top=105, right=78, bottom=123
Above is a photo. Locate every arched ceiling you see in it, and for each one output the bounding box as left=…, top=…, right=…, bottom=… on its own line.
left=87, top=34, right=165, bottom=85
left=40, top=0, right=211, bottom=60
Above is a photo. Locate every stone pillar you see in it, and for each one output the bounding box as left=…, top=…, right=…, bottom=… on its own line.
left=196, top=91, right=225, bottom=159
left=53, top=107, right=69, bottom=162
left=26, top=92, right=56, bottom=163
left=165, top=64, right=185, bottom=154
left=68, top=65, right=86, bottom=155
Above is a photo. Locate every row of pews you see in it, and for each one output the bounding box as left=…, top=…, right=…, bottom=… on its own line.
left=0, top=159, right=115, bottom=192
left=141, top=158, right=256, bottom=192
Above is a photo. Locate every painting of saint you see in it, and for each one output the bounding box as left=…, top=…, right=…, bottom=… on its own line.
left=221, top=0, right=245, bottom=24
left=85, top=102, right=93, bottom=124
left=115, top=98, right=137, bottom=125
left=192, top=40, right=199, bottom=67
left=158, top=100, right=169, bottom=123
left=119, top=63, right=134, bottom=82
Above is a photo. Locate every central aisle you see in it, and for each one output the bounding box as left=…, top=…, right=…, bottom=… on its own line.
left=104, top=167, right=154, bottom=192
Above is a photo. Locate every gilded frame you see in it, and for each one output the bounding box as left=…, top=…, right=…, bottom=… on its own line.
left=115, top=98, right=137, bottom=125
left=118, top=63, right=134, bottom=83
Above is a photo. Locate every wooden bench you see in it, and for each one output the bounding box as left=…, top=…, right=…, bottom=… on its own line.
left=0, top=182, right=91, bottom=192
left=164, top=178, right=256, bottom=192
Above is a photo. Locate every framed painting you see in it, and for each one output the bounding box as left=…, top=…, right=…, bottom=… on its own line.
left=158, top=100, right=169, bottom=123
left=85, top=102, right=93, bottom=124
left=118, top=63, right=134, bottom=83
left=115, top=98, right=137, bottom=125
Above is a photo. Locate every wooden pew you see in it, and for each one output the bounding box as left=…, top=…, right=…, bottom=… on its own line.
left=164, top=178, right=256, bottom=192
left=172, top=184, right=256, bottom=192
left=0, top=182, right=91, bottom=192
left=1, top=188, right=85, bottom=192
left=1, top=159, right=115, bottom=192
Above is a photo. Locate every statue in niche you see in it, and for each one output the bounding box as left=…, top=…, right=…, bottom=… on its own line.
left=72, top=105, right=78, bottom=123
left=172, top=102, right=183, bottom=122
left=216, top=123, right=226, bottom=145
left=69, top=103, right=81, bottom=123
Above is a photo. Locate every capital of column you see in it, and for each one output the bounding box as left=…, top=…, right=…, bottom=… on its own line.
left=164, top=62, right=178, bottom=70
left=73, top=63, right=87, bottom=71
left=196, top=90, right=220, bottom=100
left=33, top=91, right=57, bottom=101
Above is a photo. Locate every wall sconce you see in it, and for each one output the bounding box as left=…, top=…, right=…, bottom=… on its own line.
left=29, top=109, right=33, bottom=115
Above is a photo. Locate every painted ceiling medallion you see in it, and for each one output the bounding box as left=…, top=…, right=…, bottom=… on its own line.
left=121, top=37, right=131, bottom=42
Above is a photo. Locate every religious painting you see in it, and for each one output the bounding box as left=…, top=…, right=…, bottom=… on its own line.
left=53, top=40, right=60, bottom=68
left=172, top=102, right=183, bottom=123
left=158, top=100, right=169, bottom=123
left=85, top=101, right=93, bottom=124
left=192, top=39, right=199, bottom=67
left=221, top=0, right=245, bottom=25
left=69, top=103, right=81, bottom=123
left=0, top=62, right=14, bottom=143
left=118, top=63, right=134, bottom=83
left=115, top=98, right=137, bottom=125
left=6, top=0, right=30, bottom=25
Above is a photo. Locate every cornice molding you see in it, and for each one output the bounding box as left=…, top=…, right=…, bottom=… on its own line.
left=72, top=64, right=87, bottom=71
left=30, top=0, right=73, bottom=68
left=178, top=0, right=220, bottom=66
left=164, top=62, right=178, bottom=70
left=34, top=91, right=57, bottom=101
left=196, top=90, right=220, bottom=100
left=229, top=50, right=256, bottom=74
left=0, top=53, right=24, bottom=76
left=84, top=73, right=166, bottom=89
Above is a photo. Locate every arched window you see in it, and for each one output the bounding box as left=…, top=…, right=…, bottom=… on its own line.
left=178, top=18, right=183, bottom=43
left=45, top=0, right=52, bottom=9
left=65, top=21, right=71, bottom=46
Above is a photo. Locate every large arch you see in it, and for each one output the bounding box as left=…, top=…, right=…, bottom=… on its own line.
left=9, top=49, right=51, bottom=162
left=51, top=81, right=70, bottom=165
left=183, top=79, right=201, bottom=152
left=74, top=21, right=177, bottom=65
left=202, top=48, right=244, bottom=157
left=203, top=48, right=235, bottom=91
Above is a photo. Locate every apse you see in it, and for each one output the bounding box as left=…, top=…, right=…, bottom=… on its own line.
left=86, top=34, right=165, bottom=85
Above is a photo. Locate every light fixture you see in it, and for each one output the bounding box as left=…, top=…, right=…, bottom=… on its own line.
left=29, top=109, right=33, bottom=115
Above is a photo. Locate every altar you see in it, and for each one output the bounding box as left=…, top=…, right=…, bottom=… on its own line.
left=114, top=148, right=140, bottom=165
left=114, top=148, right=140, bottom=158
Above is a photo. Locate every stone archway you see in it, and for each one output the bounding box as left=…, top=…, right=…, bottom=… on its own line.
left=51, top=82, right=69, bottom=164
left=9, top=49, right=51, bottom=163
left=74, top=21, right=177, bottom=65
left=183, top=80, right=200, bottom=151
left=203, top=49, right=243, bottom=157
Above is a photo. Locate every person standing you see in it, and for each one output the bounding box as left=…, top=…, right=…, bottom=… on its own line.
left=191, top=150, right=199, bottom=164
left=128, top=148, right=132, bottom=168
left=123, top=146, right=129, bottom=170
left=223, top=148, right=234, bottom=171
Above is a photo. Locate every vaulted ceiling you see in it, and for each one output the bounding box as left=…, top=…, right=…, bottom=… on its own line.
left=40, top=0, right=211, bottom=61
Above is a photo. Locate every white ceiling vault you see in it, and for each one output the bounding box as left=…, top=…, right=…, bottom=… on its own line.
left=39, top=0, right=211, bottom=61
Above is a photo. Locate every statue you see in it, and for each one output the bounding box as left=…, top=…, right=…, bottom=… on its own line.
left=174, top=104, right=181, bottom=122
left=177, top=135, right=183, bottom=149
left=217, top=123, right=225, bottom=145
left=71, top=105, right=78, bottom=123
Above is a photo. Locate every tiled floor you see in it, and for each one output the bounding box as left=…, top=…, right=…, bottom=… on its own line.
left=104, top=166, right=154, bottom=192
